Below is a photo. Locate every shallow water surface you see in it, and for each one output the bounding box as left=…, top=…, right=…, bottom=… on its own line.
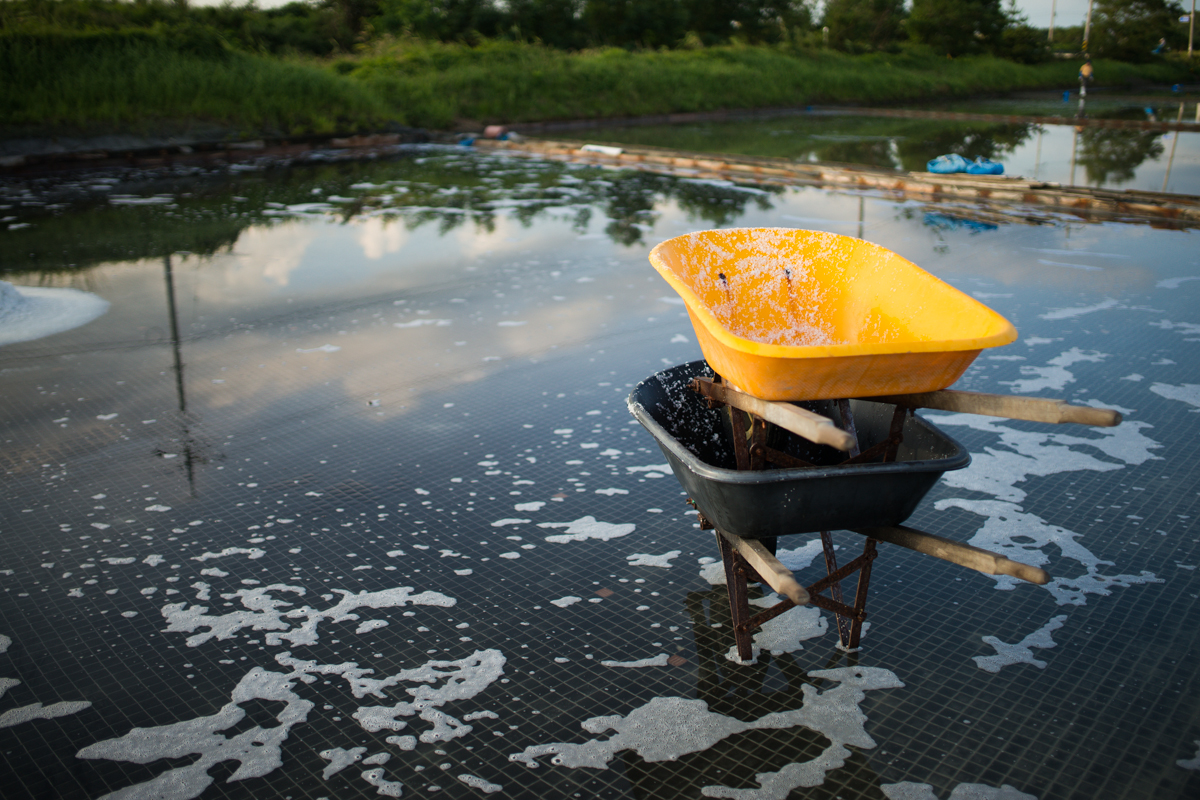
left=1, top=147, right=1198, bottom=800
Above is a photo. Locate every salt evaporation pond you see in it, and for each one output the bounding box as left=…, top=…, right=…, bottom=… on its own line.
left=0, top=144, right=1198, bottom=800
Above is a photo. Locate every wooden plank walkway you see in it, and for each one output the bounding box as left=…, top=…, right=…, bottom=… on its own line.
left=474, top=138, right=1200, bottom=229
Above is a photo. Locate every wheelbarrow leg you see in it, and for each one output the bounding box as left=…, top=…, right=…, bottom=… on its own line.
left=846, top=538, right=877, bottom=650
left=717, top=531, right=755, bottom=662
left=820, top=530, right=854, bottom=648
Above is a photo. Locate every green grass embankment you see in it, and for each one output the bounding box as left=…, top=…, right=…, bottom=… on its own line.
left=346, top=40, right=1193, bottom=129
left=0, top=29, right=390, bottom=136
left=2, top=31, right=1193, bottom=137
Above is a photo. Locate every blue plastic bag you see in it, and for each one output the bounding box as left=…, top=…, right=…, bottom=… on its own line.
left=926, top=153, right=970, bottom=174
left=966, top=156, right=1004, bottom=175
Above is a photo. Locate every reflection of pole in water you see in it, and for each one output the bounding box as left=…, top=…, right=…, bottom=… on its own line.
left=856, top=195, right=864, bottom=240
left=163, top=254, right=197, bottom=494
left=164, top=254, right=186, bottom=415
left=1034, top=128, right=1043, bottom=180
left=1162, top=103, right=1185, bottom=193
left=1069, top=127, right=1079, bottom=187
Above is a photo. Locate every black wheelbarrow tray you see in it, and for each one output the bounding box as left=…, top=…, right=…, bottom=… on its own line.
left=626, top=361, right=969, bottom=539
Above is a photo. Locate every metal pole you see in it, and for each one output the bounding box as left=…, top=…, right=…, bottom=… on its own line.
left=1190, top=0, right=1195, bottom=59
left=1083, top=0, right=1094, bottom=54
left=1049, top=0, right=1057, bottom=42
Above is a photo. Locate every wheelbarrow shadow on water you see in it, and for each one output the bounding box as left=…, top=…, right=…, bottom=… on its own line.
left=615, top=582, right=888, bottom=800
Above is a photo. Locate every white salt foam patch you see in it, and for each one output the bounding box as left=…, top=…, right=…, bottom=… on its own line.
left=0, top=632, right=91, bottom=730
left=939, top=499, right=1161, bottom=605
left=296, top=344, right=340, bottom=353
left=539, top=516, right=635, bottom=543
left=394, top=318, right=452, bottom=328
left=320, top=746, right=366, bottom=779
left=192, top=547, right=265, bottom=562
left=626, top=551, right=681, bottom=568
left=78, top=664, right=316, bottom=800
left=626, top=464, right=670, bottom=476
left=933, top=411, right=1160, bottom=504
left=724, top=597, right=827, bottom=664
left=458, top=773, right=503, bottom=793
left=551, top=596, right=582, bottom=608
left=1149, top=319, right=1200, bottom=340
left=1150, top=383, right=1200, bottom=411
left=701, top=540, right=822, bottom=586
left=1002, top=347, right=1106, bottom=394
left=974, top=615, right=1068, bottom=673
left=362, top=752, right=390, bottom=765
left=933, top=410, right=1161, bottom=604
left=601, top=655, right=669, bottom=668
left=699, top=558, right=726, bottom=585
left=776, top=539, right=825, bottom=573
left=1177, top=740, right=1200, bottom=769
left=362, top=768, right=403, bottom=797
left=511, top=667, right=902, bottom=799
left=355, top=620, right=389, bottom=634
left=161, top=584, right=455, bottom=647
left=1157, top=276, right=1200, bottom=289
left=491, top=518, right=530, bottom=527
left=595, top=488, right=628, bottom=496
left=0, top=281, right=110, bottom=346
left=351, top=650, right=505, bottom=739
left=882, top=783, right=1037, bottom=800
left=1039, top=298, right=1120, bottom=320
left=0, top=700, right=94, bottom=729
left=514, top=501, right=545, bottom=512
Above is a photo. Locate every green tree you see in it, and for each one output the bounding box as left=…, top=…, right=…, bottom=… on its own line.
left=820, top=0, right=905, bottom=51
left=907, top=0, right=1007, bottom=56
left=995, top=0, right=1050, bottom=62
left=504, top=0, right=586, bottom=49
left=683, top=1, right=812, bottom=45
left=1089, top=0, right=1186, bottom=61
left=371, top=0, right=501, bottom=41
left=581, top=0, right=689, bottom=48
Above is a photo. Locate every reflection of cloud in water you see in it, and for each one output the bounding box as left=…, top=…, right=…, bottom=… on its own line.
left=356, top=216, right=408, bottom=261
left=230, top=222, right=316, bottom=288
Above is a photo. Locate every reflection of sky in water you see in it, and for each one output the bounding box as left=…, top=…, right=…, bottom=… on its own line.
left=1, top=148, right=1199, bottom=800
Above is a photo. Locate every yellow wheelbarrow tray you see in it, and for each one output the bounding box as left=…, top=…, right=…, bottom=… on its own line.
left=649, top=227, right=1018, bottom=401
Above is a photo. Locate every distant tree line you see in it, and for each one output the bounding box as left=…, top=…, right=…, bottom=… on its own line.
left=0, top=0, right=1190, bottom=62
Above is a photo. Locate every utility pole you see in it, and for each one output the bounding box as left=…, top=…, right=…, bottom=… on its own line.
left=1049, top=0, right=1057, bottom=42
left=1083, top=0, right=1094, bottom=54
left=1190, top=0, right=1195, bottom=59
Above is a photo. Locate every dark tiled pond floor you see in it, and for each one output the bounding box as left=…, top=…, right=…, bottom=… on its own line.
left=1, top=147, right=1199, bottom=799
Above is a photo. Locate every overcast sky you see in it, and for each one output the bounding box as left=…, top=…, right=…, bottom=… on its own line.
left=180, top=2, right=1120, bottom=31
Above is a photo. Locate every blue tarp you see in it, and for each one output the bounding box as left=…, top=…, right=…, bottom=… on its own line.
left=926, top=154, right=1004, bottom=175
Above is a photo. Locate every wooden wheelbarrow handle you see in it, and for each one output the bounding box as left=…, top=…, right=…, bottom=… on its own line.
left=691, top=378, right=856, bottom=452
left=852, top=525, right=1050, bottom=585
left=870, top=389, right=1122, bottom=427
left=718, top=530, right=810, bottom=605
